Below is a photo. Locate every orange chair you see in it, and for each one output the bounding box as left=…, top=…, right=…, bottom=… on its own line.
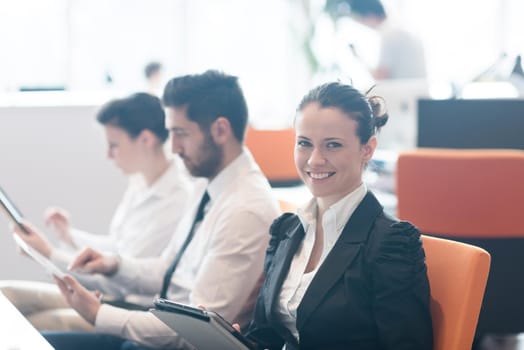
left=245, top=127, right=300, bottom=186
left=422, top=235, right=490, bottom=350
left=396, top=148, right=524, bottom=337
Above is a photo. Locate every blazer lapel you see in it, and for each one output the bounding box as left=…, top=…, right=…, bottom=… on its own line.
left=263, top=218, right=305, bottom=323
left=296, top=192, right=383, bottom=330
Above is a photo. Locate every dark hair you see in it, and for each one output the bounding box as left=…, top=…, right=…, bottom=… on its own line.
left=96, top=92, right=168, bottom=142
left=162, top=70, right=248, bottom=142
left=297, top=82, right=388, bottom=144
left=348, top=0, right=386, bottom=19
left=144, top=61, right=163, bottom=79
left=324, top=0, right=386, bottom=20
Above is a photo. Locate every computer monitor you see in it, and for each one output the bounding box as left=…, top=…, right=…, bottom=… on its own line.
left=417, top=98, right=524, bottom=149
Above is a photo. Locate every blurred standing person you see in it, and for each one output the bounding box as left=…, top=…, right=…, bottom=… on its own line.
left=144, top=61, right=164, bottom=97
left=351, top=0, right=426, bottom=79
left=327, top=0, right=427, bottom=80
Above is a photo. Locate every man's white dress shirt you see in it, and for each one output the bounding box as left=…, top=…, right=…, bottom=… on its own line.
left=95, top=149, right=281, bottom=349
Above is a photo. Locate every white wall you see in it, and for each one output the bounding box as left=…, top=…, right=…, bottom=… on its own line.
left=0, top=104, right=126, bottom=280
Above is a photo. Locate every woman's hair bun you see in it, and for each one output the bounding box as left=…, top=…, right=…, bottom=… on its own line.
left=367, top=94, right=389, bottom=130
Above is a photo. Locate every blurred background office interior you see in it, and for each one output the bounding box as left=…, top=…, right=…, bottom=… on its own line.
left=2, top=1, right=524, bottom=349
left=3, top=0, right=524, bottom=119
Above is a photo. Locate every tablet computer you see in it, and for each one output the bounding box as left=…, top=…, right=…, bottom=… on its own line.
left=152, top=298, right=256, bottom=350
left=0, top=186, right=29, bottom=233
left=12, top=234, right=66, bottom=279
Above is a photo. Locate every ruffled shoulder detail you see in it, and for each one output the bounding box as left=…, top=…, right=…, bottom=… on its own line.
left=376, top=220, right=426, bottom=268
left=269, top=213, right=296, bottom=240
left=264, top=213, right=298, bottom=273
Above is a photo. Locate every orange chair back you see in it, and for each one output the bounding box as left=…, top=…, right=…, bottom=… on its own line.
left=396, top=148, right=524, bottom=335
left=245, top=127, right=300, bottom=186
left=422, top=235, right=490, bottom=350
left=397, top=148, right=524, bottom=238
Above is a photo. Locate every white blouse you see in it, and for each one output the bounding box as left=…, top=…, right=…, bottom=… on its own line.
left=49, top=158, right=196, bottom=299
left=275, top=183, right=367, bottom=342
left=52, top=158, right=193, bottom=261
left=94, top=150, right=281, bottom=349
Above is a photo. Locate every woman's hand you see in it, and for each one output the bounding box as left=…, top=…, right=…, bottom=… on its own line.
left=53, top=275, right=101, bottom=324
left=69, top=247, right=120, bottom=276
left=44, top=207, right=76, bottom=248
left=11, top=221, right=53, bottom=258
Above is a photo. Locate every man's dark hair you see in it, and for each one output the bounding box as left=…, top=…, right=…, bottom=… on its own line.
left=144, top=61, right=163, bottom=79
left=162, top=70, right=248, bottom=142
left=96, top=92, right=168, bottom=142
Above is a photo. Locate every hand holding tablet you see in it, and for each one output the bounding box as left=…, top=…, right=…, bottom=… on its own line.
left=0, top=186, right=29, bottom=234
left=152, top=298, right=256, bottom=350
left=12, top=234, right=66, bottom=279
left=0, top=185, right=63, bottom=278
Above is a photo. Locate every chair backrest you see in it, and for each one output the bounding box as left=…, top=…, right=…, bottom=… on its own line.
left=422, top=235, right=490, bottom=350
left=397, top=148, right=524, bottom=237
left=245, top=127, right=300, bottom=186
left=396, top=148, right=524, bottom=335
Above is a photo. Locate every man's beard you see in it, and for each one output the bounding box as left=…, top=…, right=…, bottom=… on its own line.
left=187, top=137, right=223, bottom=179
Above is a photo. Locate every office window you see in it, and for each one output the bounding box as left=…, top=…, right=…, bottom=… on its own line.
left=385, top=0, right=507, bottom=84
left=0, top=0, right=522, bottom=121
left=0, top=0, right=68, bottom=91
left=0, top=0, right=309, bottom=127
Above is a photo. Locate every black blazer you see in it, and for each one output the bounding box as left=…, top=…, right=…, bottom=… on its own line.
left=246, top=192, right=433, bottom=350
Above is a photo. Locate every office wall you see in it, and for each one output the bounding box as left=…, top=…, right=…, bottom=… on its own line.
left=0, top=104, right=126, bottom=280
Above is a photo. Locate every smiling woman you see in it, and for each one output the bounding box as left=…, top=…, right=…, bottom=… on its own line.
left=244, top=82, right=433, bottom=350
left=293, top=83, right=387, bottom=211
left=294, top=105, right=375, bottom=207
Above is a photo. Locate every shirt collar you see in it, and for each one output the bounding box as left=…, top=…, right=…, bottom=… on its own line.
left=328, top=183, right=367, bottom=232
left=129, top=158, right=184, bottom=202
left=206, top=148, right=253, bottom=203
left=297, top=183, right=368, bottom=235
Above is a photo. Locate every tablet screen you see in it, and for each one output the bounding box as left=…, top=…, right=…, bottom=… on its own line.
left=0, top=186, right=24, bottom=226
